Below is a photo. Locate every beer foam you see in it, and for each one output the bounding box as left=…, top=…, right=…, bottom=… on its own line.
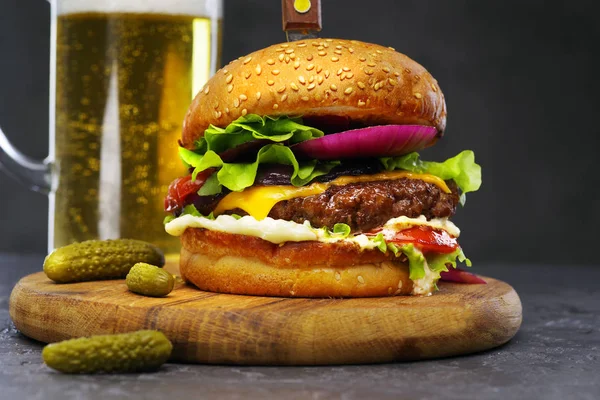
left=57, top=0, right=222, bottom=17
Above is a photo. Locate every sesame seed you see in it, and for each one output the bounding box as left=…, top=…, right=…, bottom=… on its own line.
left=367, top=62, right=376, bottom=67
left=281, top=94, right=288, bottom=102
left=414, top=92, right=422, bottom=99
left=267, top=59, right=275, bottom=65
left=278, top=53, right=285, bottom=61
left=348, top=48, right=355, bottom=53
left=244, top=71, right=252, bottom=79
left=394, top=71, right=400, bottom=77
left=383, top=67, right=390, bottom=73
left=346, top=72, right=354, bottom=79
left=233, top=98, right=239, bottom=107
left=388, top=78, right=397, bottom=86
left=256, top=91, right=261, bottom=100
left=311, top=42, right=319, bottom=47
left=317, top=46, right=324, bottom=51
left=335, top=45, right=343, bottom=50
left=317, top=76, right=324, bottom=85
left=331, top=56, right=339, bottom=62
left=267, top=80, right=275, bottom=86
left=334, top=50, right=342, bottom=55
left=398, top=280, right=403, bottom=289
left=359, top=56, right=366, bottom=61
left=285, top=49, right=294, bottom=54
left=301, top=96, right=309, bottom=101
left=340, top=72, right=346, bottom=81
left=358, top=100, right=366, bottom=106
left=227, top=84, right=233, bottom=92
left=307, top=55, right=313, bottom=61
left=343, top=67, right=351, bottom=72
left=335, top=272, right=341, bottom=281
left=337, top=68, right=343, bottom=76
left=213, top=102, right=219, bottom=109
left=281, top=43, right=289, bottom=48
left=316, top=65, right=322, bottom=73
left=325, top=70, right=330, bottom=78
left=344, top=87, right=353, bottom=95
left=285, top=55, right=290, bottom=63
left=275, top=47, right=285, bottom=52
left=204, top=86, right=210, bottom=94
left=405, top=68, right=411, bottom=74
left=298, top=76, right=306, bottom=84
left=272, top=69, right=280, bottom=75
left=376, top=50, right=383, bottom=54
left=309, top=76, right=314, bottom=83
left=225, top=74, right=233, bottom=83
left=374, top=82, right=381, bottom=91
left=277, top=86, right=286, bottom=93
left=388, top=46, right=395, bottom=51
left=365, top=69, right=374, bottom=75
left=222, top=69, right=228, bottom=74
left=225, top=107, right=230, bottom=114
left=243, top=56, right=252, bottom=64
left=357, top=81, right=365, bottom=89
left=272, top=103, right=279, bottom=110
left=358, top=275, right=365, bottom=284
left=315, top=93, right=322, bottom=101
left=289, top=53, right=296, bottom=60
left=214, top=111, right=222, bottom=118
left=330, top=84, right=337, bottom=91
left=325, top=39, right=333, bottom=42
left=307, top=83, right=316, bottom=90
left=290, top=82, right=299, bottom=91
left=241, top=108, right=247, bottom=116
left=306, top=63, right=315, bottom=71
left=318, top=51, right=327, bottom=56
left=297, top=43, right=307, bottom=47
left=431, top=83, right=437, bottom=92
left=239, top=94, right=248, bottom=101
left=256, top=65, right=262, bottom=75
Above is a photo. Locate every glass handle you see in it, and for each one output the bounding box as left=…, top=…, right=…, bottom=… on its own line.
left=0, top=126, right=51, bottom=194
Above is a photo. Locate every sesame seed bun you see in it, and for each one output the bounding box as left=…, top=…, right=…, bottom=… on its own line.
left=180, top=229, right=413, bottom=297
left=181, top=38, right=446, bottom=148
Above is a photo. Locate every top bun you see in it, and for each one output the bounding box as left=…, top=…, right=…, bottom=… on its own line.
left=182, top=39, right=446, bottom=148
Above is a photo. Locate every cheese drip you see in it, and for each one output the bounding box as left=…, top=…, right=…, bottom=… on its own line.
left=213, top=171, right=451, bottom=220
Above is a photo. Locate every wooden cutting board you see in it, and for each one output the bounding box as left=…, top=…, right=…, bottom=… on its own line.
left=9, top=262, right=522, bottom=365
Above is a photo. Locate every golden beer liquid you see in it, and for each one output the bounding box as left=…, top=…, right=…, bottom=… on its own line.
left=54, top=13, right=221, bottom=256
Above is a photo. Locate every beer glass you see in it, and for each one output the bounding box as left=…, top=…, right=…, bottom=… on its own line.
left=0, top=0, right=222, bottom=257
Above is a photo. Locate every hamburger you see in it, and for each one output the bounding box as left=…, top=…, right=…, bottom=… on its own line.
left=164, top=39, right=481, bottom=297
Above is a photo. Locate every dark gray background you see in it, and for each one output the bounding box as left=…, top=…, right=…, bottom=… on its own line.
left=1, top=0, right=599, bottom=264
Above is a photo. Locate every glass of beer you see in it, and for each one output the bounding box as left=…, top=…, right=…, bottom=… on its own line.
left=0, top=0, right=223, bottom=258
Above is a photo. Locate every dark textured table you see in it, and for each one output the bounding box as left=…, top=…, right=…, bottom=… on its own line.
left=1, top=254, right=599, bottom=400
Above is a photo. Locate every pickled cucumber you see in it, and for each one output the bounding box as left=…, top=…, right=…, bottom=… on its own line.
left=126, top=262, right=175, bottom=297
left=43, top=239, right=165, bottom=283
left=42, top=330, right=172, bottom=374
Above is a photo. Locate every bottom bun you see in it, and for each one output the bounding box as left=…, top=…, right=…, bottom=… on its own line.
left=180, top=228, right=414, bottom=297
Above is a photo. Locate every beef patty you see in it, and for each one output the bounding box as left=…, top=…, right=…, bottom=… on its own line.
left=267, top=178, right=460, bottom=232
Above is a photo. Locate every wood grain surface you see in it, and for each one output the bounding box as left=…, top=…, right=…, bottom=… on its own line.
left=9, top=263, right=522, bottom=365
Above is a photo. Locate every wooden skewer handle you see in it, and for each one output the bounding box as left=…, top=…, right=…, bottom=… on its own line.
left=282, top=0, right=322, bottom=32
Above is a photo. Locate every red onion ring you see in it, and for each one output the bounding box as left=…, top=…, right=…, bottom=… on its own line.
left=292, top=125, right=438, bottom=160
left=440, top=268, right=487, bottom=284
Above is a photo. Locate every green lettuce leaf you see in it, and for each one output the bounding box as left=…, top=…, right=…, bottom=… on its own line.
left=400, top=244, right=427, bottom=280
left=180, top=204, right=214, bottom=220
left=380, top=150, right=482, bottom=205
left=180, top=145, right=339, bottom=192
left=427, top=248, right=472, bottom=274
left=333, top=223, right=351, bottom=238
left=197, top=114, right=324, bottom=154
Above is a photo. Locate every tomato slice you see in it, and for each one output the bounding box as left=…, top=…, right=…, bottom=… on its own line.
left=386, top=226, right=458, bottom=254
left=164, top=169, right=215, bottom=212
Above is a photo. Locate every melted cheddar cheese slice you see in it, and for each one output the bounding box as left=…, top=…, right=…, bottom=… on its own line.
left=213, top=171, right=450, bottom=220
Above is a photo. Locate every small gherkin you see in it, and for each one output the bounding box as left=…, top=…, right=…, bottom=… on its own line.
left=126, top=262, right=175, bottom=297
left=43, top=239, right=165, bottom=283
left=42, top=330, right=173, bottom=374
